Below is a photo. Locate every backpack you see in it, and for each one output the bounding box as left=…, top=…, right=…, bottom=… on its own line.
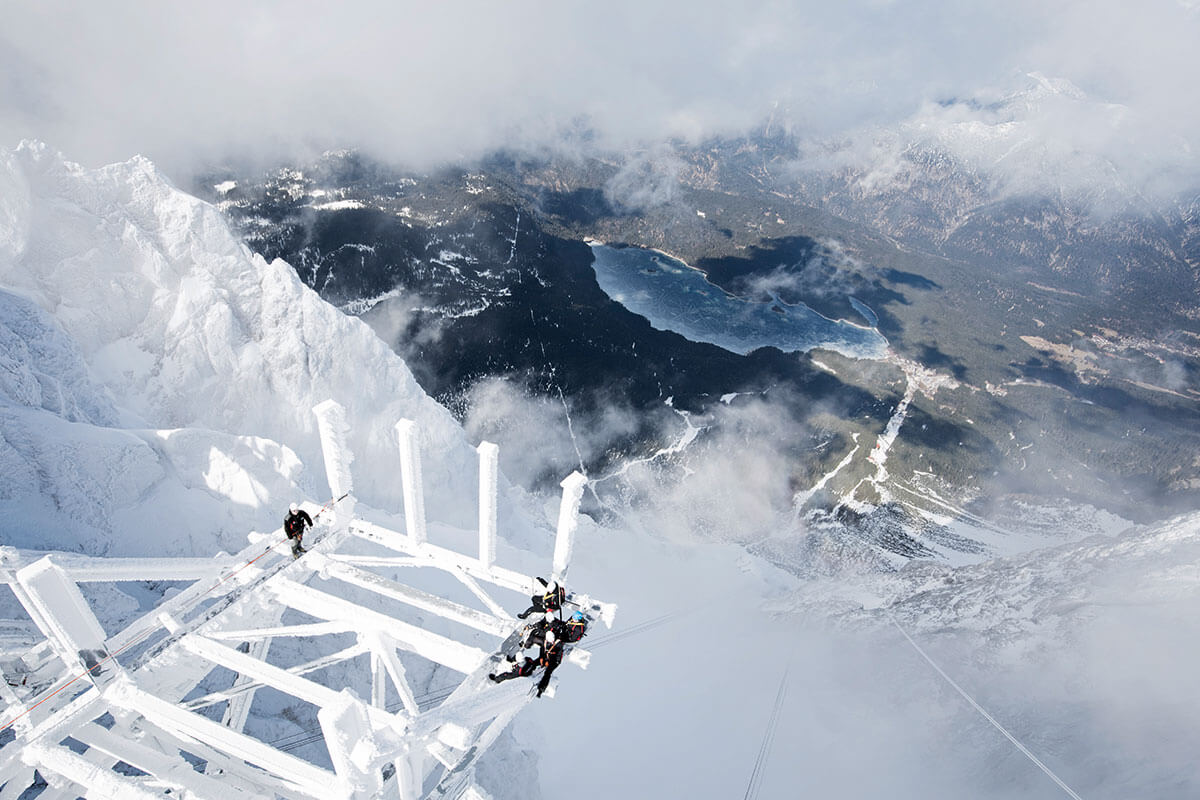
left=563, top=613, right=587, bottom=643
left=564, top=618, right=588, bottom=642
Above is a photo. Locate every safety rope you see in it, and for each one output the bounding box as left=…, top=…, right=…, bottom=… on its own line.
left=0, top=493, right=348, bottom=735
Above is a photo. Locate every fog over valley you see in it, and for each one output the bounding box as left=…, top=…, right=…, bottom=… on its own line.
left=0, top=3, right=1198, bottom=799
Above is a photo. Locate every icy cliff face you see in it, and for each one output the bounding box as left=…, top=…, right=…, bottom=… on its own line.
left=5, top=142, right=1200, bottom=799
left=0, top=143, right=485, bottom=555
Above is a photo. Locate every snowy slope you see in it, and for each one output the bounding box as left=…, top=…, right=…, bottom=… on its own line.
left=861, top=510, right=1200, bottom=652
left=0, top=142, right=493, bottom=555
left=744, top=511, right=1200, bottom=799
left=515, top=507, right=1200, bottom=800
left=4, top=142, right=1199, bottom=800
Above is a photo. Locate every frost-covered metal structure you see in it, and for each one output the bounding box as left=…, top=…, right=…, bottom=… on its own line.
left=0, top=401, right=613, bottom=800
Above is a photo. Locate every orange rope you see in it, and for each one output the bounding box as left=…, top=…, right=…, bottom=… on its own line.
left=0, top=494, right=345, bottom=735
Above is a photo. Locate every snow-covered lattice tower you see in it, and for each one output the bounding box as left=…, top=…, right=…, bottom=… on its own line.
left=0, top=402, right=614, bottom=800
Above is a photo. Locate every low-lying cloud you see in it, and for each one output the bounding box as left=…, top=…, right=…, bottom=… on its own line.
left=736, top=240, right=867, bottom=303
left=1, top=1, right=1196, bottom=203
left=464, top=375, right=814, bottom=547
left=603, top=146, right=685, bottom=213
left=462, top=376, right=643, bottom=489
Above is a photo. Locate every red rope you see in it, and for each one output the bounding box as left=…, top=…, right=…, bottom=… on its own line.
left=0, top=494, right=345, bottom=735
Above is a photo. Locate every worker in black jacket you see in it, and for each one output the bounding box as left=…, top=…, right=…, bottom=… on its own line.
left=562, top=610, right=588, bottom=643
left=284, top=503, right=313, bottom=559
left=535, top=631, right=564, bottom=698
left=521, top=611, right=566, bottom=650
left=488, top=652, right=537, bottom=683
left=517, top=576, right=566, bottom=619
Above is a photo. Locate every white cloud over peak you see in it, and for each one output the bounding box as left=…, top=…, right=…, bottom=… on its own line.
left=0, top=1, right=1196, bottom=200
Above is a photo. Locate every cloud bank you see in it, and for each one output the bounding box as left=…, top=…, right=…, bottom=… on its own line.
left=1, top=1, right=1197, bottom=199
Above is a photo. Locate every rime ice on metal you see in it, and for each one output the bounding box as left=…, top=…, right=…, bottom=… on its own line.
left=0, top=408, right=614, bottom=800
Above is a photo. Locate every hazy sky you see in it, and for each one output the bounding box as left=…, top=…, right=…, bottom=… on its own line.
left=2, top=1, right=1197, bottom=196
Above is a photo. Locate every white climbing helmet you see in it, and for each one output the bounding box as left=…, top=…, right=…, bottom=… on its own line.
left=544, top=611, right=557, bottom=624
left=545, top=630, right=556, bottom=644
left=546, top=579, right=558, bottom=592
left=289, top=503, right=299, bottom=514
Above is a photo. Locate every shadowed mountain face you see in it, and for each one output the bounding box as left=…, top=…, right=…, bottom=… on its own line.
left=196, top=139, right=1200, bottom=561
left=201, top=153, right=882, bottom=414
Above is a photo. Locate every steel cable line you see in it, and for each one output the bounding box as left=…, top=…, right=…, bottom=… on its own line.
left=889, top=613, right=1085, bottom=800
left=743, top=666, right=789, bottom=800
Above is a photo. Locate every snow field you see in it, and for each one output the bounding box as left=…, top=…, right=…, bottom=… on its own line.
left=5, top=142, right=1200, bottom=798
left=499, top=507, right=1200, bottom=799
left=0, top=143, right=535, bottom=560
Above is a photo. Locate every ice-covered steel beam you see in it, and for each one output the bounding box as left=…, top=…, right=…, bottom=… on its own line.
left=119, top=527, right=353, bottom=673
left=412, top=678, right=531, bottom=740
left=104, top=528, right=354, bottom=656
left=395, top=419, right=427, bottom=545
left=110, top=682, right=337, bottom=799
left=314, top=400, right=356, bottom=530
left=71, top=723, right=261, bottom=800
left=349, top=521, right=530, bottom=595
left=428, top=705, right=518, bottom=800
left=21, top=742, right=167, bottom=800
left=268, top=578, right=488, bottom=675
left=207, top=620, right=356, bottom=641
left=450, top=570, right=510, bottom=620
left=364, top=632, right=419, bottom=716
left=394, top=752, right=423, bottom=800
left=371, top=651, right=387, bottom=710
left=476, top=442, right=499, bottom=569
left=220, top=633, right=273, bottom=734
left=323, top=555, right=423, bottom=569
left=318, top=692, right=406, bottom=799
left=0, top=768, right=37, bottom=800
left=14, top=558, right=118, bottom=688
left=313, top=400, right=354, bottom=500
left=0, top=556, right=234, bottom=584
left=131, top=720, right=273, bottom=798
left=0, top=674, right=31, bottom=737
left=1, top=680, right=102, bottom=764
left=314, top=558, right=510, bottom=637
left=182, top=642, right=367, bottom=712
left=552, top=471, right=587, bottom=581
left=179, top=634, right=348, bottom=711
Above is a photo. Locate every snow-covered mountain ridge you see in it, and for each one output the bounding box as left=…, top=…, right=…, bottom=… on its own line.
left=0, top=142, right=504, bottom=556
left=4, top=141, right=1200, bottom=798
left=781, top=510, right=1200, bottom=636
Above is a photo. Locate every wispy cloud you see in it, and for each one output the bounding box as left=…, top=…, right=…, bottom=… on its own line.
left=1, top=1, right=1195, bottom=201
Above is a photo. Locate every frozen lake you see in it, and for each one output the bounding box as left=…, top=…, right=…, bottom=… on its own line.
left=588, top=244, right=889, bottom=359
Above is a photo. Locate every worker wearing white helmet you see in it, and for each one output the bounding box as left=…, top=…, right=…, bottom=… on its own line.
left=283, top=502, right=312, bottom=559
left=535, top=630, right=564, bottom=698
left=519, top=608, right=565, bottom=650
left=489, top=649, right=536, bottom=684
left=516, top=575, right=566, bottom=619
